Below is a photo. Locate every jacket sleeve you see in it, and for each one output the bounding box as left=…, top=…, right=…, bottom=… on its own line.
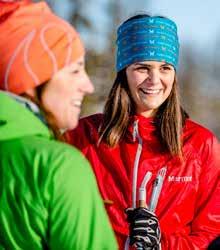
left=161, top=136, right=220, bottom=250
left=47, top=145, right=117, bottom=250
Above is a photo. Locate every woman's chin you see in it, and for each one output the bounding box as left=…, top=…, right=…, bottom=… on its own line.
left=67, top=119, right=79, bottom=131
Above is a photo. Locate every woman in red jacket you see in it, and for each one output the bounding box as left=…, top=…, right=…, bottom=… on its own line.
left=67, top=14, right=220, bottom=250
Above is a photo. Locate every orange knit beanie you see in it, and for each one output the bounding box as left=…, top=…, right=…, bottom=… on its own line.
left=0, top=0, right=85, bottom=94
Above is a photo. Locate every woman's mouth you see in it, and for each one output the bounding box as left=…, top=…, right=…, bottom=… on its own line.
left=139, top=88, right=161, bottom=95
left=71, top=99, right=82, bottom=108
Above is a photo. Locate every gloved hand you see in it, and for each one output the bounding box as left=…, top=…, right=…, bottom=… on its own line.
left=125, top=207, right=161, bottom=250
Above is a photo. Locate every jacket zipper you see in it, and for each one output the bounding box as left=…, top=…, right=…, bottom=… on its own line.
left=132, top=120, right=143, bottom=208
left=125, top=121, right=166, bottom=250
left=132, top=120, right=167, bottom=210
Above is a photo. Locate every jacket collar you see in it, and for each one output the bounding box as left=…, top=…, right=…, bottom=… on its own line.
left=0, top=91, right=52, bottom=141
left=126, top=114, right=157, bottom=142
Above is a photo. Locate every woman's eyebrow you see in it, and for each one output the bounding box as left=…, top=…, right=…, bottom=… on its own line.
left=134, top=63, right=171, bottom=67
left=161, top=63, right=172, bottom=67
left=134, top=63, right=150, bottom=67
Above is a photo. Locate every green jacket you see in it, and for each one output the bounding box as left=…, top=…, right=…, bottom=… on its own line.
left=0, top=92, right=117, bottom=250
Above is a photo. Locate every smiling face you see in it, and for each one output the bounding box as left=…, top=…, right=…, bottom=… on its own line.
left=40, top=56, right=94, bottom=130
left=126, top=61, right=175, bottom=117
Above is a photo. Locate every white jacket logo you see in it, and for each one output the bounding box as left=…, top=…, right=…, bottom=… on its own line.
left=168, top=176, right=192, bottom=182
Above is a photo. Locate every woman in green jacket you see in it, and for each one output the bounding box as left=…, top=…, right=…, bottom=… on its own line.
left=0, top=1, right=117, bottom=249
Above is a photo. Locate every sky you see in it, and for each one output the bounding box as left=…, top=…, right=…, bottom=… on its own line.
left=53, top=0, right=220, bottom=60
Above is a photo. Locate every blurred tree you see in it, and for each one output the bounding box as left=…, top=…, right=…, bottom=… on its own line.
left=213, top=32, right=220, bottom=79
left=179, top=45, right=220, bottom=138
left=70, top=0, right=92, bottom=30
left=179, top=46, right=200, bottom=117
left=81, top=0, right=123, bottom=115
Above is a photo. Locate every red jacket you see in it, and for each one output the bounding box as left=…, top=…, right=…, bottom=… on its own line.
left=67, top=114, right=220, bottom=250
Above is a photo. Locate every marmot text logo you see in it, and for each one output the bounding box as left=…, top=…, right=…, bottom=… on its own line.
left=168, top=176, right=192, bottom=182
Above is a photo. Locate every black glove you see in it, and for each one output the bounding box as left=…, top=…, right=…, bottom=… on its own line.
left=125, top=207, right=161, bottom=250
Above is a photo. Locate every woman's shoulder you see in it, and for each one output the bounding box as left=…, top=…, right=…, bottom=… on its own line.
left=66, top=113, right=103, bottom=145
left=23, top=135, right=84, bottom=160
left=184, top=119, right=216, bottom=139
left=31, top=137, right=91, bottom=174
left=183, top=118, right=218, bottom=150
left=77, top=113, right=103, bottom=137
left=183, top=119, right=220, bottom=175
left=79, top=113, right=103, bottom=128
left=6, top=135, right=90, bottom=182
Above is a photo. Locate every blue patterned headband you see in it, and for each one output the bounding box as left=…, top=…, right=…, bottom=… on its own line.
left=116, top=16, right=180, bottom=72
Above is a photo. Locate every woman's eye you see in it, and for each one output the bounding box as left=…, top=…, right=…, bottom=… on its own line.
left=135, top=67, right=149, bottom=71
left=71, top=69, right=79, bottom=74
left=161, top=66, right=172, bottom=71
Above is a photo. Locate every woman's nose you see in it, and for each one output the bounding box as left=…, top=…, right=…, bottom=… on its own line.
left=147, top=70, right=160, bottom=85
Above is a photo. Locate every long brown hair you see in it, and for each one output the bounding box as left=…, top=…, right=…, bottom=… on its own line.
left=99, top=69, right=188, bottom=157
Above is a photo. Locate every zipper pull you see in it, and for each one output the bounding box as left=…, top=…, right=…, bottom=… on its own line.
left=133, top=120, right=138, bottom=142
left=133, top=120, right=142, bottom=144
